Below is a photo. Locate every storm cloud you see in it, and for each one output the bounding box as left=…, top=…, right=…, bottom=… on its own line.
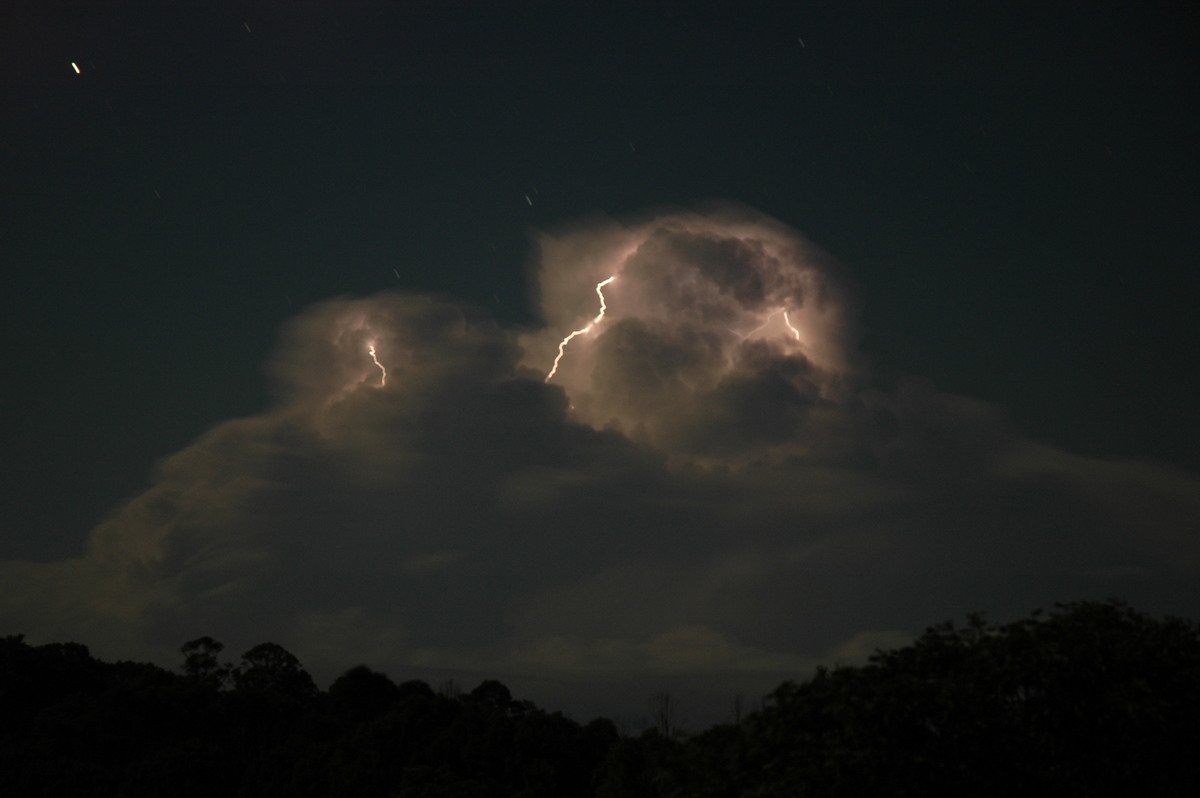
left=3, top=205, right=1197, bottom=723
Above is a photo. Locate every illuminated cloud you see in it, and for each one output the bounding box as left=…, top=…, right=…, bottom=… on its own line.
left=2, top=205, right=1197, bottom=723
left=521, top=208, right=864, bottom=464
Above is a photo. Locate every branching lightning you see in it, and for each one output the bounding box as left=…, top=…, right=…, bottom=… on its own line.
left=368, top=344, right=387, bottom=386
left=743, top=308, right=802, bottom=342
left=545, top=276, right=616, bottom=382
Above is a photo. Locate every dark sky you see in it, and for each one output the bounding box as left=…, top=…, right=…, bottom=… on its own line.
left=3, top=1, right=1198, bottom=724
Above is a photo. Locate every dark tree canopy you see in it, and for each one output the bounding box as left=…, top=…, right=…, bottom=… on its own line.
left=233, top=642, right=318, bottom=701
left=180, top=636, right=230, bottom=689
left=690, top=600, right=1200, bottom=797
left=2, top=600, right=1196, bottom=796
left=328, top=665, right=400, bottom=722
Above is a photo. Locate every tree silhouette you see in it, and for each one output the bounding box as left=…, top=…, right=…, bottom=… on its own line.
left=646, top=691, right=678, bottom=738
left=731, top=599, right=1200, bottom=797
left=180, top=636, right=231, bottom=689
left=232, top=642, right=317, bottom=701
left=3, top=600, right=1195, bottom=796
left=328, top=665, right=400, bottom=723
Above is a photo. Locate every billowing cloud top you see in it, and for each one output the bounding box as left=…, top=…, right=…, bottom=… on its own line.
left=3, top=206, right=1197, bottom=724
left=521, top=209, right=863, bottom=465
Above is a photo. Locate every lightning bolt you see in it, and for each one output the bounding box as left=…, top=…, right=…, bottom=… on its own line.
left=368, top=344, right=387, bottom=386
left=743, top=308, right=803, bottom=342
left=782, top=311, right=802, bottom=341
left=545, top=276, right=616, bottom=382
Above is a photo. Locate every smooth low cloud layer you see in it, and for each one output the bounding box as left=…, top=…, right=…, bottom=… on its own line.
left=3, top=205, right=1198, bottom=724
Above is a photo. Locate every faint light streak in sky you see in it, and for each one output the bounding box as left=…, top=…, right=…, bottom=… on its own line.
left=545, top=276, right=616, bottom=382
left=368, top=344, right=387, bottom=386
left=744, top=308, right=803, bottom=342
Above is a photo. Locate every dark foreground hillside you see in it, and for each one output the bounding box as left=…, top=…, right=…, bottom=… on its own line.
left=3, top=600, right=1197, bottom=797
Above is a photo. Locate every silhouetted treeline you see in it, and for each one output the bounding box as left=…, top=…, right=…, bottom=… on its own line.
left=2, top=600, right=1197, bottom=796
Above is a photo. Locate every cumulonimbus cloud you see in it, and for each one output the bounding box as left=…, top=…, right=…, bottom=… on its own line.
left=2, top=204, right=1197, bottom=722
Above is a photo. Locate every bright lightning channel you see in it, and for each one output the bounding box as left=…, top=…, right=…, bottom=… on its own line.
left=743, top=308, right=803, bottom=342
left=545, top=276, right=616, bottom=382
left=368, top=344, right=387, bottom=386
left=782, top=311, right=802, bottom=341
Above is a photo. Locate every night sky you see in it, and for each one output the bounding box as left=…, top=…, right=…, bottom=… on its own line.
left=3, top=1, right=1198, bottom=724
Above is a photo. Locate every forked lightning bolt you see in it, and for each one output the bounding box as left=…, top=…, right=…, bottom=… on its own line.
left=368, top=344, right=387, bottom=386
left=545, top=276, right=616, bottom=382
left=744, top=308, right=802, bottom=341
